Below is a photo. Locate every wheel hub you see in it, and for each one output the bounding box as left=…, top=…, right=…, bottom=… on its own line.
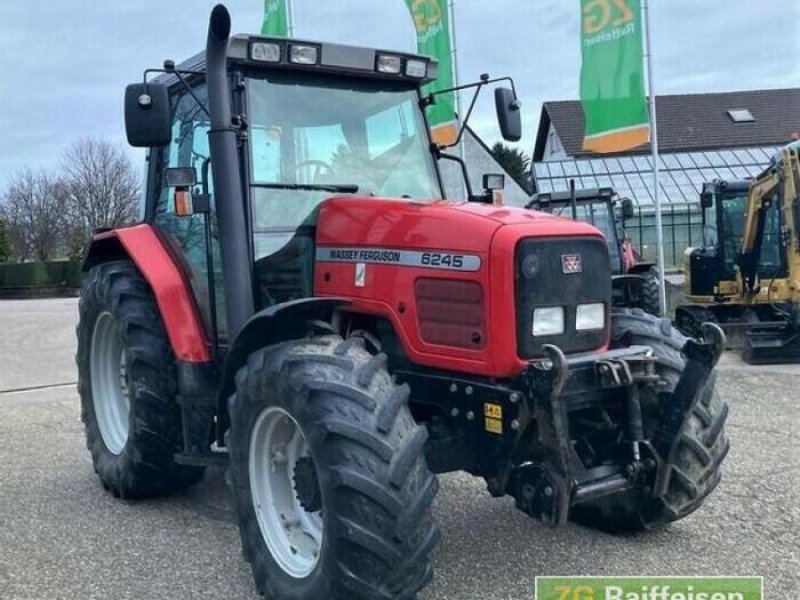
left=249, top=406, right=323, bottom=579
left=89, top=312, right=131, bottom=455
left=293, top=457, right=322, bottom=513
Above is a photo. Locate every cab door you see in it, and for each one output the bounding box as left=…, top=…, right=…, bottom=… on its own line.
left=149, top=81, right=227, bottom=340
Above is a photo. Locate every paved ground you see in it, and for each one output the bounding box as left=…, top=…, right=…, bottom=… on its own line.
left=0, top=298, right=798, bottom=600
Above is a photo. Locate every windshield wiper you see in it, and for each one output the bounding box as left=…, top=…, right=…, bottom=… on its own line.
left=255, top=183, right=359, bottom=194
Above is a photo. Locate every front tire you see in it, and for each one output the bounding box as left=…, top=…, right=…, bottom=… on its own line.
left=228, top=335, right=439, bottom=600
left=571, top=308, right=730, bottom=532
left=639, top=268, right=662, bottom=317
left=77, top=260, right=204, bottom=498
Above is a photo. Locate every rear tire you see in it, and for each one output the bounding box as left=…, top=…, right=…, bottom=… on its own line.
left=570, top=308, right=730, bottom=532
left=228, top=334, right=439, bottom=600
left=77, top=260, right=204, bottom=499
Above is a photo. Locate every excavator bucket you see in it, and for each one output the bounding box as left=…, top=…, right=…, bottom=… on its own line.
left=743, top=323, right=800, bottom=365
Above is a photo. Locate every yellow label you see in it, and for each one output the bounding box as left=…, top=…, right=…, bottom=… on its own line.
left=485, top=417, right=503, bottom=435
left=484, top=403, right=503, bottom=419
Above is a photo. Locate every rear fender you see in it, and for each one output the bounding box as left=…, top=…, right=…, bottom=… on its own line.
left=82, top=224, right=211, bottom=363
left=216, top=297, right=350, bottom=441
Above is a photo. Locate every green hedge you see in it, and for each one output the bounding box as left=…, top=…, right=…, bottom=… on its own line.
left=0, top=260, right=82, bottom=289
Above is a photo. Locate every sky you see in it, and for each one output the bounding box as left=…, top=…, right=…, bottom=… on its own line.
left=0, top=0, right=798, bottom=190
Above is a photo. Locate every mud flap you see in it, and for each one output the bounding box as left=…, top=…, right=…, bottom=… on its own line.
left=651, top=322, right=726, bottom=497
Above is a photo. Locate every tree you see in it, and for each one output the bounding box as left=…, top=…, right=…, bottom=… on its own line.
left=1, top=168, right=69, bottom=262
left=490, top=142, right=533, bottom=194
left=62, top=137, right=140, bottom=251
left=0, top=217, right=11, bottom=263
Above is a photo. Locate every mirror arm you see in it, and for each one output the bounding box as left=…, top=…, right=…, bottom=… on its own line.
left=434, top=145, right=475, bottom=200
left=423, top=74, right=519, bottom=151
left=142, top=67, right=210, bottom=119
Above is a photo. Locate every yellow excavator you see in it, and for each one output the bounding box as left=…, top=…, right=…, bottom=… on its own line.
left=675, top=141, right=800, bottom=364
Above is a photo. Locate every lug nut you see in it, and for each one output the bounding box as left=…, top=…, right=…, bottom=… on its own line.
left=511, top=419, right=520, bottom=431
left=465, top=386, right=473, bottom=396
left=544, top=486, right=553, bottom=497
left=466, top=411, right=475, bottom=421
left=450, top=408, right=460, bottom=417
left=449, top=383, right=457, bottom=393
left=510, top=392, right=521, bottom=404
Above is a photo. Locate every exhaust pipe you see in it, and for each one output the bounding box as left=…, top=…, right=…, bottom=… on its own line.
left=206, top=4, right=254, bottom=338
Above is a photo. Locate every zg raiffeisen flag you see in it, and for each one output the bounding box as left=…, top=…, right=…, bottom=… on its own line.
left=405, top=0, right=458, bottom=146
left=262, top=0, right=289, bottom=36
left=580, top=0, right=650, bottom=153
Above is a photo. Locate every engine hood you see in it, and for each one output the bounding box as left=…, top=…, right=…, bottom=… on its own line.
left=316, top=197, right=604, bottom=252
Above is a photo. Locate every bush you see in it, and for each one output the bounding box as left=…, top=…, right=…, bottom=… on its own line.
left=0, top=260, right=82, bottom=289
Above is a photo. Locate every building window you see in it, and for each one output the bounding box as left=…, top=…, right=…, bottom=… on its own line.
left=727, top=109, right=755, bottom=123
left=548, top=130, right=560, bottom=155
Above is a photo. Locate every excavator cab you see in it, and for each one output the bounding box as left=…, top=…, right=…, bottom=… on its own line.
left=677, top=143, right=800, bottom=364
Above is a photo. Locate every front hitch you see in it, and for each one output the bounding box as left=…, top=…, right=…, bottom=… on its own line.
left=512, top=323, right=726, bottom=526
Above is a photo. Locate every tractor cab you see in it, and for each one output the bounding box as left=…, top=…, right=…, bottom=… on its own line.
left=124, top=31, right=520, bottom=342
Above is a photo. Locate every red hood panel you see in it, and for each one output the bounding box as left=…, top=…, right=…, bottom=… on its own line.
left=317, top=197, right=602, bottom=250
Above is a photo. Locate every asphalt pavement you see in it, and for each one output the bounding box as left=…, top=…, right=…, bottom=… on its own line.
left=0, top=298, right=798, bottom=600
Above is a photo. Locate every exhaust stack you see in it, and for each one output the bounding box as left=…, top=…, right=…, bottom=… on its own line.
left=206, top=4, right=254, bottom=338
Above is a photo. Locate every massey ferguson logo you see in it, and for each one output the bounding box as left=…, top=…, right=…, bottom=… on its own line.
left=561, top=254, right=583, bottom=274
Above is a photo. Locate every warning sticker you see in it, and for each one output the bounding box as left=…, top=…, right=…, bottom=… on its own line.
left=485, top=417, right=503, bottom=435
left=484, top=403, right=503, bottom=420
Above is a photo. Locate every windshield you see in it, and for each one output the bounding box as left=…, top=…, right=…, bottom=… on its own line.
left=246, top=72, right=441, bottom=259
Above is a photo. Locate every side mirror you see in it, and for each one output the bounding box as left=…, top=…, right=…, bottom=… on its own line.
left=125, top=82, right=172, bottom=147
left=621, top=198, right=635, bottom=220
left=494, top=87, right=522, bottom=142
left=700, top=191, right=713, bottom=209
left=483, top=173, right=505, bottom=191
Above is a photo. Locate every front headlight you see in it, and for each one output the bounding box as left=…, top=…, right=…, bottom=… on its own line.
left=576, top=303, right=605, bottom=331
left=533, top=307, right=565, bottom=337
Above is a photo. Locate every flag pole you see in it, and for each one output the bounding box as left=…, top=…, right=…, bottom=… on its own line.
left=287, top=0, right=296, bottom=37
left=448, top=0, right=465, bottom=162
left=642, top=0, right=667, bottom=315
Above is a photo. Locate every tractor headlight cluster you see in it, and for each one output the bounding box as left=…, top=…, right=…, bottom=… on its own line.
left=532, top=307, right=565, bottom=337
left=533, top=303, right=605, bottom=337
left=246, top=38, right=433, bottom=81
left=376, top=54, right=429, bottom=78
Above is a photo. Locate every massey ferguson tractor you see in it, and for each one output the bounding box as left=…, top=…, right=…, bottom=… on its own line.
left=77, top=6, right=730, bottom=599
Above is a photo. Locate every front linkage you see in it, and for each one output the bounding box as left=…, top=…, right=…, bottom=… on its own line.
left=513, top=323, right=726, bottom=526
left=398, top=321, right=726, bottom=528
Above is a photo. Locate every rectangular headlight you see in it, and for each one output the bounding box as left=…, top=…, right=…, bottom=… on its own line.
left=533, top=307, right=565, bottom=337
left=251, top=42, right=281, bottom=63
left=405, top=59, right=427, bottom=78
left=576, top=303, right=605, bottom=331
left=290, top=44, right=319, bottom=65
left=376, top=54, right=402, bottom=74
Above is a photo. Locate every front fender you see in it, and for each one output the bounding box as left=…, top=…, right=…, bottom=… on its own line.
left=216, top=297, right=350, bottom=439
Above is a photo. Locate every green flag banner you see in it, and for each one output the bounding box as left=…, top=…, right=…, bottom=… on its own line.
left=579, top=0, right=650, bottom=153
left=405, top=0, right=458, bottom=145
left=262, top=0, right=289, bottom=36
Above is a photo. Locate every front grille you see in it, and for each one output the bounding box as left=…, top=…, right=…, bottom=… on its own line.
left=515, top=237, right=611, bottom=358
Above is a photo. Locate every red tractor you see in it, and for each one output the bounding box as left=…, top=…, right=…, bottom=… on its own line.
left=77, top=6, right=730, bottom=599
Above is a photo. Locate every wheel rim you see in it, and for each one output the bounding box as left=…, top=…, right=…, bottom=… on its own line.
left=249, top=407, right=323, bottom=579
left=90, top=312, right=130, bottom=455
